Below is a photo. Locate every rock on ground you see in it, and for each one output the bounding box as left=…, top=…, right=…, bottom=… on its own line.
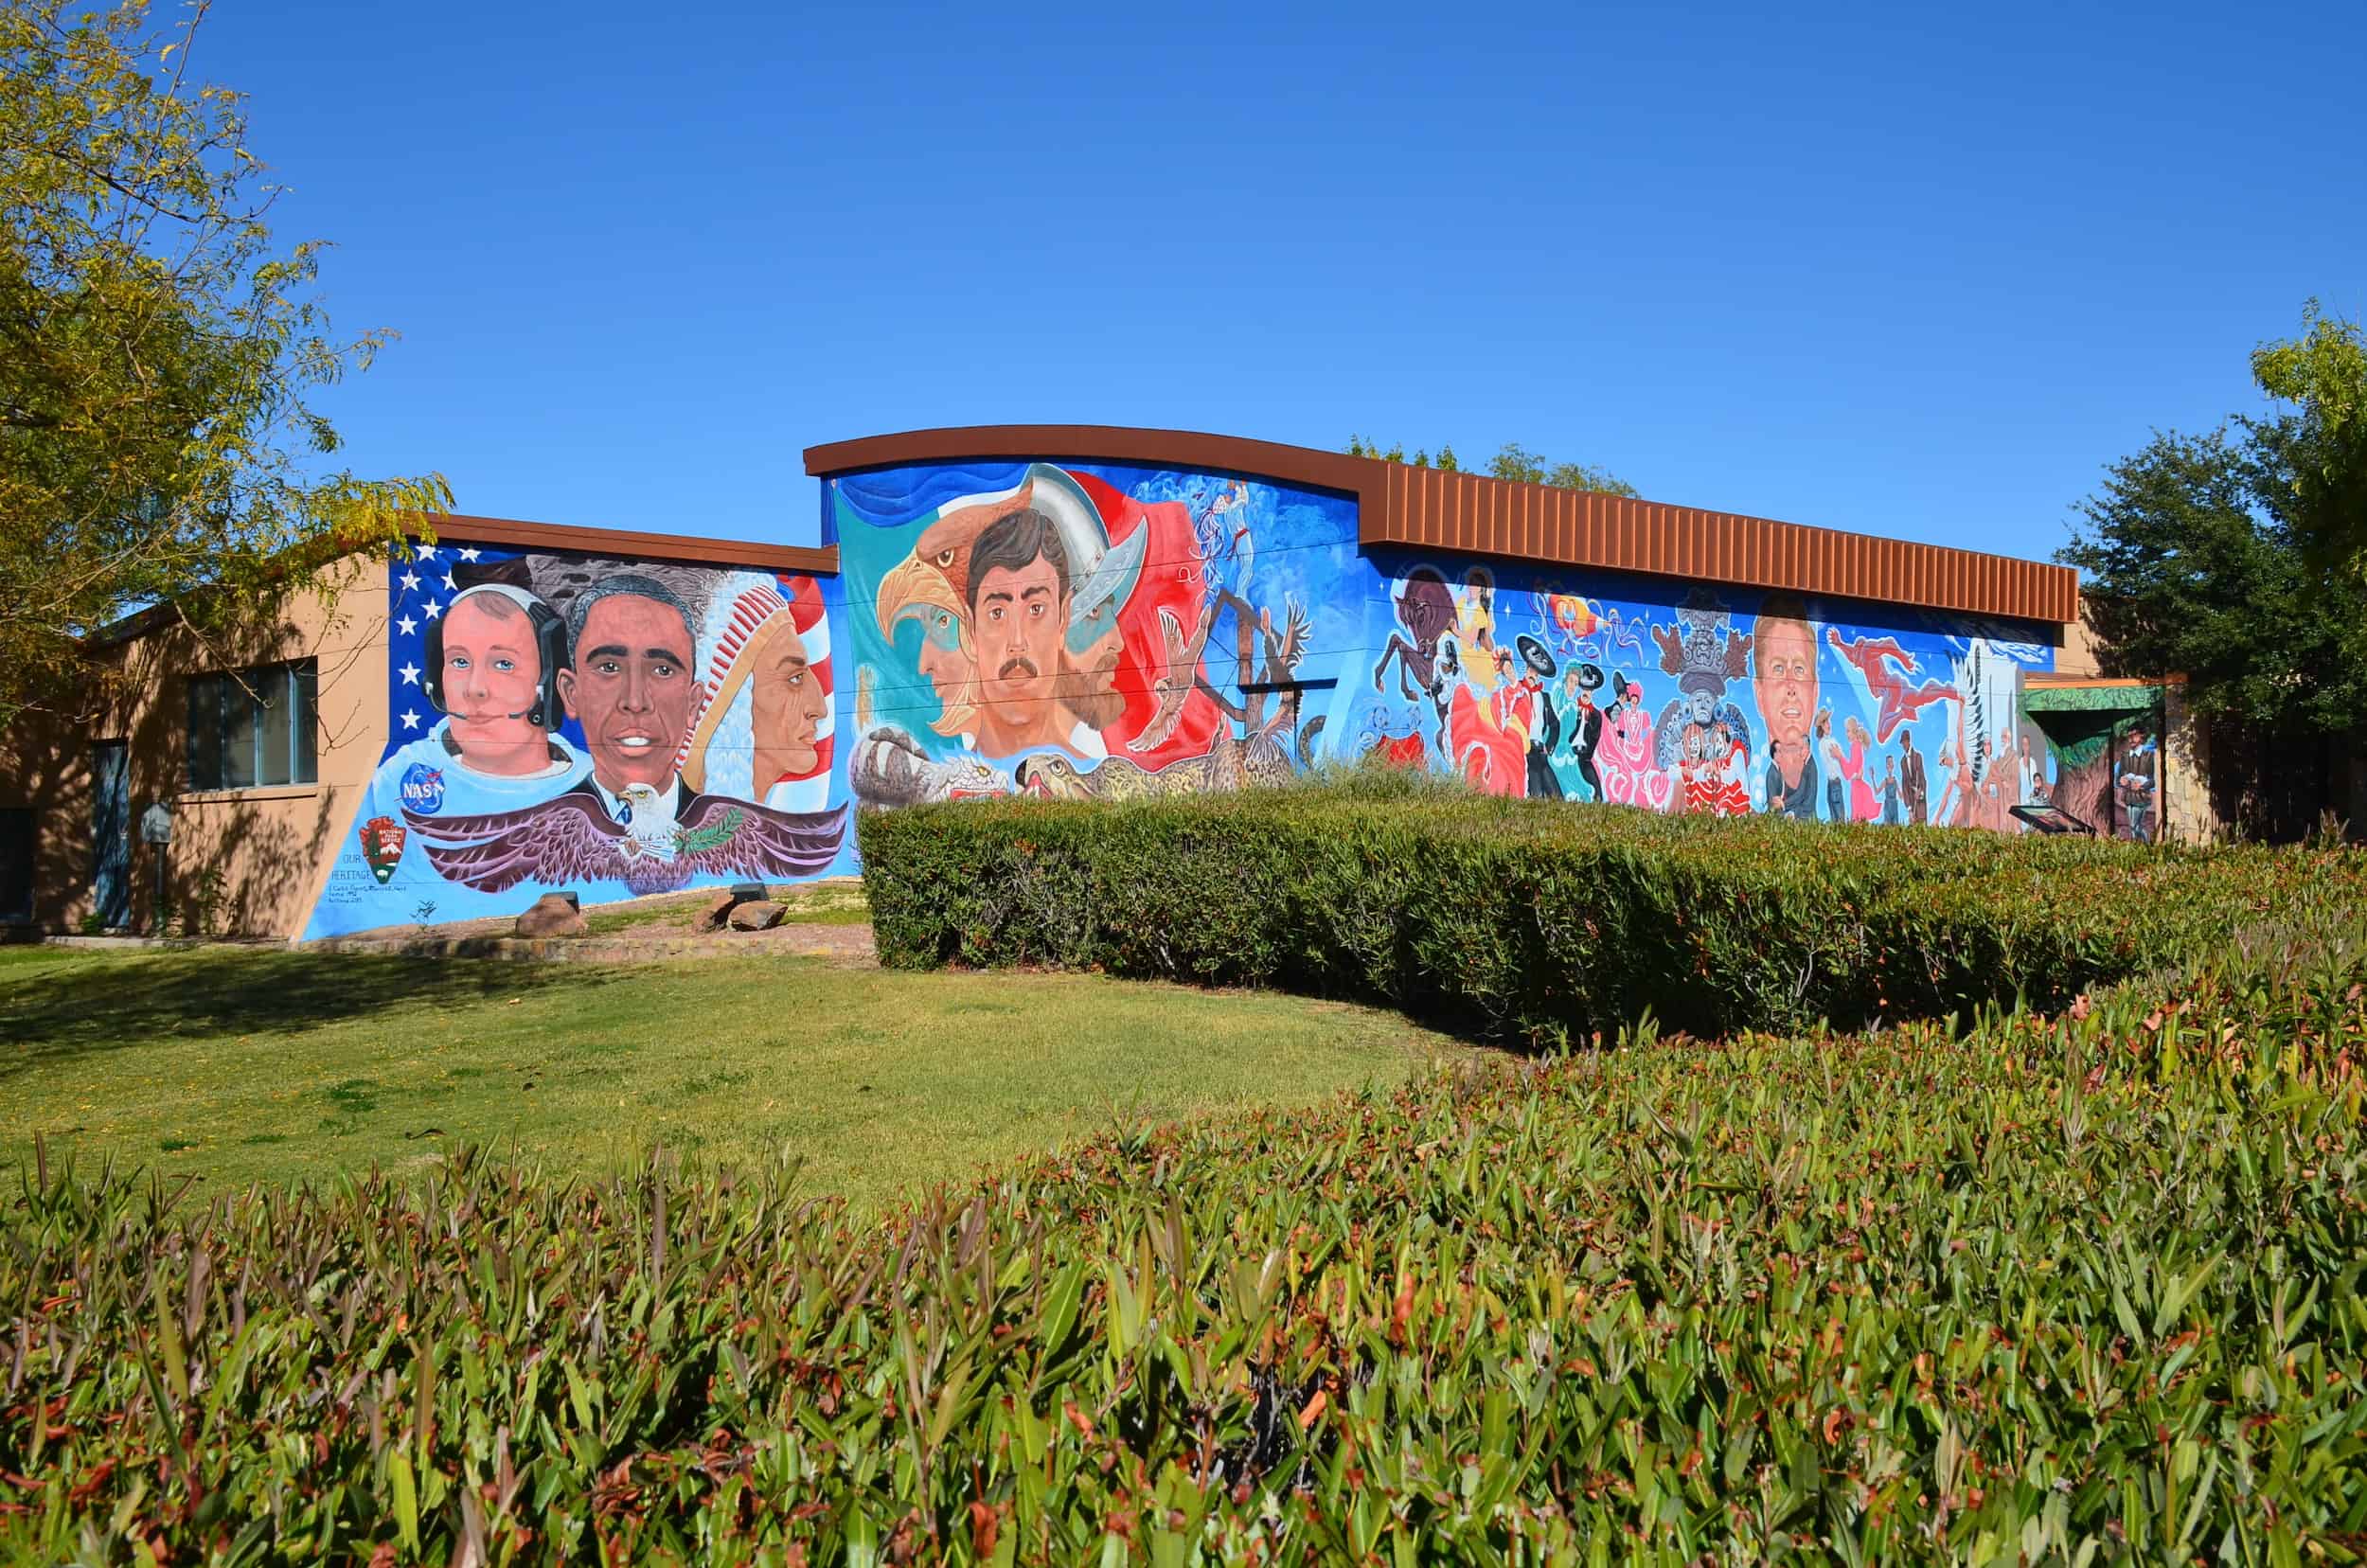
left=515, top=894, right=588, bottom=937
left=726, top=900, right=785, bottom=932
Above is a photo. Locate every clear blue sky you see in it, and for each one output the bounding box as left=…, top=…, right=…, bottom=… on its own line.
left=197, top=0, right=2363, bottom=562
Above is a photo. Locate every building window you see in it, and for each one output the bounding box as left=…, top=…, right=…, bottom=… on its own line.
left=0, top=807, right=32, bottom=923
left=187, top=661, right=318, bottom=791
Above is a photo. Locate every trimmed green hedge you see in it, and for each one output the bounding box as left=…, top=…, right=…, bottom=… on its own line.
left=860, top=787, right=2360, bottom=1044
left=9, top=930, right=2367, bottom=1560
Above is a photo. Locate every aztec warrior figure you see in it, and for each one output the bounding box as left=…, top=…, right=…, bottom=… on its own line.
left=302, top=463, right=2106, bottom=935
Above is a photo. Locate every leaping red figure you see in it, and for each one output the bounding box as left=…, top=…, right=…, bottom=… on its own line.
left=1825, top=628, right=1954, bottom=743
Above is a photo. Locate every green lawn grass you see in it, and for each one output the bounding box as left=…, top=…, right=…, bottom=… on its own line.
left=0, top=945, right=1460, bottom=1210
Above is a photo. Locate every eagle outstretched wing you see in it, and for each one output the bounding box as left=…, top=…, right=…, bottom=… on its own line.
left=673, top=795, right=850, bottom=881
left=404, top=793, right=628, bottom=893
left=404, top=790, right=848, bottom=896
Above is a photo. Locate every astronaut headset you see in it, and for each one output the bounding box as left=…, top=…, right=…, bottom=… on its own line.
left=420, top=583, right=570, bottom=728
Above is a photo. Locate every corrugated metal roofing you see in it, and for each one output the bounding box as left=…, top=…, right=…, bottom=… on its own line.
left=804, top=424, right=2079, bottom=627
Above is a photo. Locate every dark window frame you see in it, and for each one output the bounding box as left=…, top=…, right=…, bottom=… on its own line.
left=186, top=660, right=319, bottom=792
left=0, top=806, right=33, bottom=924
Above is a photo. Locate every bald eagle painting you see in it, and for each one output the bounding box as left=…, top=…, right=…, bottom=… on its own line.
left=402, top=783, right=847, bottom=897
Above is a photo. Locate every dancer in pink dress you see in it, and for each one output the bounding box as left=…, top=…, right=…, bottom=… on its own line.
left=1842, top=716, right=1878, bottom=822
left=1595, top=672, right=1669, bottom=811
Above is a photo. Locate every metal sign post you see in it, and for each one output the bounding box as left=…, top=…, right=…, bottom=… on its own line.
left=138, top=803, right=172, bottom=934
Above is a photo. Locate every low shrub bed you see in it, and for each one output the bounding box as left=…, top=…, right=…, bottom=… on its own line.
left=859, top=784, right=2361, bottom=1043
left=7, top=936, right=2367, bottom=1561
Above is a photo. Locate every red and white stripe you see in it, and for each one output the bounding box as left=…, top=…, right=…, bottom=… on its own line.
left=774, top=575, right=834, bottom=786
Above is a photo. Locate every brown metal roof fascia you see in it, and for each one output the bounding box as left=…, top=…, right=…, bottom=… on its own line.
left=805, top=423, right=1371, bottom=500
left=406, top=512, right=839, bottom=577
left=1356, top=466, right=2077, bottom=626
left=801, top=425, right=2074, bottom=626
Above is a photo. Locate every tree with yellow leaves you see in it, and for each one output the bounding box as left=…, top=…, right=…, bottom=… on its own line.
left=1, top=0, right=448, bottom=719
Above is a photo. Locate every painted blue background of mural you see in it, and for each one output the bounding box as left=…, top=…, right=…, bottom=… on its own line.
left=833, top=457, right=2057, bottom=828
left=302, top=539, right=856, bottom=938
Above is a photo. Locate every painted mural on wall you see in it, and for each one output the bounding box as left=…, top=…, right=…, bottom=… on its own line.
left=2016, top=695, right=2162, bottom=842
left=1342, top=556, right=2059, bottom=829
left=300, top=467, right=2077, bottom=939
left=833, top=458, right=2063, bottom=829
left=834, top=462, right=1361, bottom=807
left=303, top=542, right=853, bottom=937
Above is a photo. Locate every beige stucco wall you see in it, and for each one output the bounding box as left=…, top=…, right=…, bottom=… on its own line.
left=2056, top=612, right=2105, bottom=680
left=2156, top=680, right=2218, bottom=844
left=0, top=555, right=388, bottom=939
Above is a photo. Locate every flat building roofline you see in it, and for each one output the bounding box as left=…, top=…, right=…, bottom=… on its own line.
left=805, top=424, right=2077, bottom=627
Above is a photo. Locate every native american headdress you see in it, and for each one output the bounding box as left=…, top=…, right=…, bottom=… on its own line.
left=678, top=576, right=834, bottom=802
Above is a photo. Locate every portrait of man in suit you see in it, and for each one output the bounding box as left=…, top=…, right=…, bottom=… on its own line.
left=557, top=574, right=700, bottom=813
left=1900, top=728, right=1930, bottom=826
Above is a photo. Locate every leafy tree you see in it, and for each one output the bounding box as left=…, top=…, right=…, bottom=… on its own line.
left=1485, top=441, right=1640, bottom=497
left=1483, top=441, right=1549, bottom=485
left=2248, top=299, right=2367, bottom=577
left=1541, top=459, right=1637, bottom=498
left=1, top=0, right=447, bottom=719
left=2057, top=424, right=2367, bottom=734
left=1345, top=437, right=1637, bottom=496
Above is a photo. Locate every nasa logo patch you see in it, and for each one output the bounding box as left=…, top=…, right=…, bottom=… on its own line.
left=400, top=763, right=446, bottom=815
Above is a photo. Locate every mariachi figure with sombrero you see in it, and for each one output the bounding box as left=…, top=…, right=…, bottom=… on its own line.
left=1515, top=634, right=1565, bottom=800
left=1564, top=659, right=1607, bottom=802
